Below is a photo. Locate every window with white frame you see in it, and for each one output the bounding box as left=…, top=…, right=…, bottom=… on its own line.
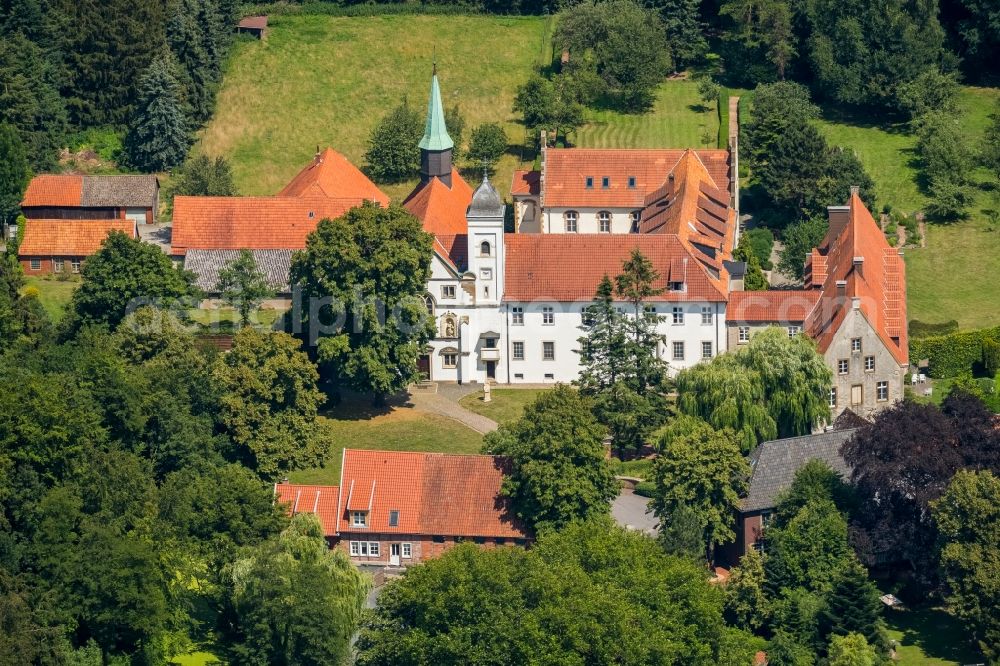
left=829, top=387, right=837, bottom=407
left=350, top=541, right=360, bottom=556
left=787, top=325, right=801, bottom=337
left=512, top=341, right=524, bottom=360
left=71, top=259, right=81, bottom=274
left=598, top=211, right=611, bottom=233
left=29, top=258, right=40, bottom=270
left=53, top=259, right=64, bottom=273
left=564, top=211, right=578, bottom=233
left=441, top=285, right=456, bottom=299
left=701, top=306, right=712, bottom=325
left=851, top=338, right=862, bottom=353
left=877, top=381, right=889, bottom=401
left=864, top=355, right=875, bottom=372
left=542, top=306, right=554, bottom=325
left=672, top=341, right=685, bottom=361
left=738, top=326, right=750, bottom=343
left=542, top=341, right=555, bottom=361
left=838, top=359, right=849, bottom=375
left=511, top=306, right=524, bottom=325
left=402, top=542, right=412, bottom=558
left=368, top=542, right=380, bottom=557
left=671, top=307, right=684, bottom=324
left=351, top=511, right=368, bottom=527
left=442, top=351, right=458, bottom=368
left=630, top=210, right=641, bottom=233
left=702, top=341, right=713, bottom=359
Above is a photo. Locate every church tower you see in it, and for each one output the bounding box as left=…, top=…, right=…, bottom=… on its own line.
left=467, top=171, right=505, bottom=304
left=419, top=66, right=454, bottom=188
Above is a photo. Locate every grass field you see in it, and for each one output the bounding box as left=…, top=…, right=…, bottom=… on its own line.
left=287, top=397, right=484, bottom=486
left=818, top=86, right=1000, bottom=330
left=458, top=387, right=547, bottom=426
left=574, top=80, right=720, bottom=149
left=198, top=14, right=552, bottom=201
left=884, top=606, right=982, bottom=665
left=22, top=276, right=78, bottom=321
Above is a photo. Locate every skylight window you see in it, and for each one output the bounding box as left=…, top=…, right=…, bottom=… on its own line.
left=585, top=176, right=594, bottom=188
left=601, top=177, right=610, bottom=188
left=628, top=176, right=636, bottom=188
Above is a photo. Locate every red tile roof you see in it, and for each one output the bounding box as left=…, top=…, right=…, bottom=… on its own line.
left=274, top=483, right=339, bottom=536
left=336, top=449, right=528, bottom=539
left=238, top=15, right=268, bottom=29
left=171, top=195, right=363, bottom=254
left=638, top=150, right=737, bottom=290
left=434, top=234, right=468, bottom=274
left=402, top=170, right=473, bottom=236
left=510, top=169, right=540, bottom=197
left=278, top=148, right=389, bottom=205
left=21, top=174, right=83, bottom=208
left=18, top=219, right=136, bottom=257
left=728, top=290, right=821, bottom=322
left=541, top=148, right=731, bottom=208
left=804, top=193, right=908, bottom=366
left=503, top=234, right=728, bottom=302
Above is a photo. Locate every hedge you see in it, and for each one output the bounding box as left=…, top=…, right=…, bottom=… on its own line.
left=909, top=319, right=959, bottom=339
left=909, top=325, right=1000, bottom=378
left=634, top=481, right=656, bottom=498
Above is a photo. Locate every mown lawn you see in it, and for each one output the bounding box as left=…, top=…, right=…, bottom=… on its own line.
left=458, top=387, right=548, bottom=426
left=287, top=397, right=484, bottom=486
left=574, top=79, right=721, bottom=149
left=21, top=276, right=78, bottom=321
left=884, top=606, right=982, bottom=665
left=197, top=14, right=553, bottom=201
left=817, top=86, right=1000, bottom=330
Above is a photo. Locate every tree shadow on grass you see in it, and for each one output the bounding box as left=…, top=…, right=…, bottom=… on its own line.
left=887, top=606, right=984, bottom=664
left=320, top=389, right=415, bottom=422
left=820, top=105, right=912, bottom=135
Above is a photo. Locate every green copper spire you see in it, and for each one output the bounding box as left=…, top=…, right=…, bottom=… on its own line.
left=418, top=67, right=454, bottom=152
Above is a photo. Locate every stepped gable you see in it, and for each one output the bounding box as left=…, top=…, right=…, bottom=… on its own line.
left=278, top=147, right=389, bottom=205
left=803, top=192, right=908, bottom=365
left=638, top=150, right=737, bottom=290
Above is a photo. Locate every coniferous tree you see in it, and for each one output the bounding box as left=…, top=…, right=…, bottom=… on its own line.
left=656, top=0, right=708, bottom=69
left=658, top=502, right=708, bottom=560
left=167, top=0, right=215, bottom=123
left=124, top=54, right=191, bottom=173
left=818, top=560, right=888, bottom=654
left=577, top=275, right=628, bottom=394
left=0, top=123, right=29, bottom=225
left=733, top=233, right=769, bottom=291
left=615, top=248, right=668, bottom=395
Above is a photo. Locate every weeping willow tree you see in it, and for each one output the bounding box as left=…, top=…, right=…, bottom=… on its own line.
left=676, top=327, right=831, bottom=451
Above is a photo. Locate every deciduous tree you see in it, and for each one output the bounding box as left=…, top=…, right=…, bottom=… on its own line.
left=214, top=328, right=330, bottom=480
left=70, top=231, right=198, bottom=331
left=777, top=216, right=827, bottom=281
left=724, top=546, right=769, bottom=630
left=289, top=202, right=435, bottom=402
left=466, top=122, right=508, bottom=170
left=764, top=499, right=854, bottom=593
left=827, top=633, right=877, bottom=666
left=651, top=421, right=749, bottom=561
left=483, top=385, right=617, bottom=533
left=169, top=154, right=237, bottom=200
left=364, top=98, right=423, bottom=182
left=221, top=514, right=370, bottom=665
left=216, top=249, right=275, bottom=325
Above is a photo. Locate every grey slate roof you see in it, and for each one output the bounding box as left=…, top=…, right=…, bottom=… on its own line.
left=81, top=175, right=158, bottom=208
left=468, top=174, right=504, bottom=218
left=742, top=428, right=858, bottom=513
left=184, top=249, right=293, bottom=294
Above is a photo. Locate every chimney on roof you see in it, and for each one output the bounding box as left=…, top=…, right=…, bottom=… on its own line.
left=828, top=205, right=850, bottom=240
left=315, top=145, right=321, bottom=161
left=852, top=297, right=861, bottom=310
left=836, top=279, right=847, bottom=296
left=853, top=255, right=864, bottom=279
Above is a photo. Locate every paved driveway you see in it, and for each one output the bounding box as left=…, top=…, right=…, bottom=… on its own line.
left=612, top=490, right=658, bottom=535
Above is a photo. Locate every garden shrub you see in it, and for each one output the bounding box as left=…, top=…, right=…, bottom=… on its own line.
left=634, top=481, right=656, bottom=498
left=909, top=319, right=959, bottom=338
left=910, top=326, right=1000, bottom=378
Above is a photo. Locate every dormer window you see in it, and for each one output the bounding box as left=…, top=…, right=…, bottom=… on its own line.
left=480, top=241, right=491, bottom=256
left=351, top=511, right=368, bottom=528
left=601, top=176, right=610, bottom=189
left=585, top=177, right=594, bottom=189
left=630, top=210, right=641, bottom=233
left=669, top=281, right=685, bottom=292
left=628, top=176, right=636, bottom=188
